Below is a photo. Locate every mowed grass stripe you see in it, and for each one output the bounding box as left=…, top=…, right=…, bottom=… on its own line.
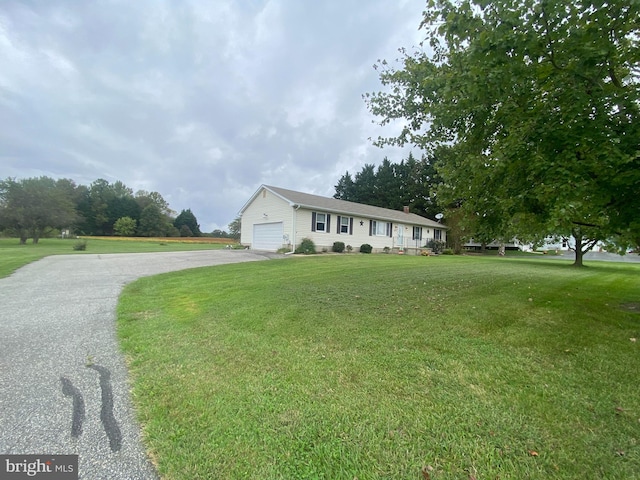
left=117, top=255, right=640, bottom=479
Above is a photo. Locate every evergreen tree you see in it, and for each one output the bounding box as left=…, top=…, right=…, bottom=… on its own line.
left=173, top=209, right=201, bottom=237
left=353, top=164, right=377, bottom=206
left=333, top=154, right=443, bottom=220
left=334, top=172, right=356, bottom=200
left=375, top=158, right=404, bottom=211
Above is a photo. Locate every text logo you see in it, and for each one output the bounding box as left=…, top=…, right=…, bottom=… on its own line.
left=0, top=455, right=78, bottom=479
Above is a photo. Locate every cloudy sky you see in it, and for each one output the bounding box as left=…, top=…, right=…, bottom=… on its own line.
left=1, top=0, right=426, bottom=232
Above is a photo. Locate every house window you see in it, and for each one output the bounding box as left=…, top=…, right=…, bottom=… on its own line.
left=370, top=220, right=392, bottom=237
left=338, top=216, right=352, bottom=234
left=434, top=229, right=442, bottom=241
left=312, top=212, right=330, bottom=233
left=412, top=226, right=423, bottom=241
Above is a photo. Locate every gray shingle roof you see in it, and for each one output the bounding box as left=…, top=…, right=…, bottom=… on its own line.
left=264, top=185, right=446, bottom=229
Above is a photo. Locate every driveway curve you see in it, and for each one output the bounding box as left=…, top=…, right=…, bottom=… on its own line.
left=0, top=249, right=277, bottom=479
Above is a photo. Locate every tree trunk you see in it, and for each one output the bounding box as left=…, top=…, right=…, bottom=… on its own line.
left=573, top=233, right=584, bottom=267
left=19, top=236, right=27, bottom=245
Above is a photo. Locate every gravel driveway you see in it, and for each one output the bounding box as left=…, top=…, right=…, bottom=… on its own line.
left=0, top=250, right=276, bottom=479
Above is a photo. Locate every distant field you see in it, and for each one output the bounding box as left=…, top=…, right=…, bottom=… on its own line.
left=118, top=255, right=640, bottom=479
left=86, top=236, right=234, bottom=244
left=0, top=237, right=235, bottom=278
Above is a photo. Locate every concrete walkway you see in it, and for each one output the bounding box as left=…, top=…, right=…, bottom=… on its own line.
left=0, top=250, right=276, bottom=479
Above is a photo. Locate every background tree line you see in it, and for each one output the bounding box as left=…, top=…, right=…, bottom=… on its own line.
left=0, top=176, right=235, bottom=243
left=334, top=152, right=442, bottom=220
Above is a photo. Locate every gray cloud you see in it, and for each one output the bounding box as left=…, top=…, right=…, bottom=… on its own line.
left=0, top=0, right=425, bottom=231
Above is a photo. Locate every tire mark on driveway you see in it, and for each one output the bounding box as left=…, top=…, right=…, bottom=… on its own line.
left=60, top=377, right=85, bottom=438
left=87, top=364, right=122, bottom=452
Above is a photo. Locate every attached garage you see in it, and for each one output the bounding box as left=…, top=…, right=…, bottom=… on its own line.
left=252, top=222, right=284, bottom=251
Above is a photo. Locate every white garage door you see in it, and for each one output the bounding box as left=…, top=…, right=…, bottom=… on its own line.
left=253, top=222, right=284, bottom=251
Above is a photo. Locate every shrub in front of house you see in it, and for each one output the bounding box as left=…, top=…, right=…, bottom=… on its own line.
left=332, top=241, right=345, bottom=253
left=346, top=245, right=353, bottom=253
left=295, top=238, right=316, bottom=254
left=359, top=243, right=373, bottom=254
left=425, top=239, right=446, bottom=254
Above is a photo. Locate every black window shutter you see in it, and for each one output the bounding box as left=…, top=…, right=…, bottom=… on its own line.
left=369, top=220, right=373, bottom=236
left=326, top=214, right=331, bottom=233
left=412, top=227, right=416, bottom=240
left=311, top=212, right=316, bottom=232
left=349, top=217, right=353, bottom=235
left=337, top=215, right=341, bottom=234
left=388, top=222, right=393, bottom=237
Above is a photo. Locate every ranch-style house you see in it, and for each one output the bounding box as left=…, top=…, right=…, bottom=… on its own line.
left=239, top=185, right=447, bottom=253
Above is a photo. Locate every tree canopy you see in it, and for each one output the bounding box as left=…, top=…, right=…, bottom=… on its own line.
left=0, top=177, right=78, bottom=243
left=366, top=0, right=640, bottom=266
left=174, top=209, right=202, bottom=237
left=334, top=153, right=442, bottom=220
left=227, top=216, right=241, bottom=240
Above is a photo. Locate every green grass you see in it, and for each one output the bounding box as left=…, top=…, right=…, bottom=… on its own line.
left=117, top=255, right=640, bottom=479
left=0, top=237, right=228, bottom=278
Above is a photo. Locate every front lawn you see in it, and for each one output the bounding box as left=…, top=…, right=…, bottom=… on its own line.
left=117, top=255, right=640, bottom=479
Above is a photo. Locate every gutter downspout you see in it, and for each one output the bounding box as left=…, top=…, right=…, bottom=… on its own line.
left=288, top=204, right=300, bottom=254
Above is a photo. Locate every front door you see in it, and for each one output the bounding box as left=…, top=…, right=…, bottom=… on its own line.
left=396, top=224, right=405, bottom=250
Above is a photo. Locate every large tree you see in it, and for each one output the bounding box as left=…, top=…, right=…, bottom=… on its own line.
left=138, top=204, right=170, bottom=237
left=228, top=216, right=241, bottom=240
left=173, top=208, right=201, bottom=237
left=366, top=0, right=640, bottom=266
left=0, top=177, right=78, bottom=243
left=334, top=172, right=356, bottom=201
left=135, top=190, right=174, bottom=217
left=75, top=179, right=116, bottom=235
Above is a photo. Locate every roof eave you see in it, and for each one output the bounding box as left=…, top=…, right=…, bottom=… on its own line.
left=293, top=203, right=447, bottom=228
